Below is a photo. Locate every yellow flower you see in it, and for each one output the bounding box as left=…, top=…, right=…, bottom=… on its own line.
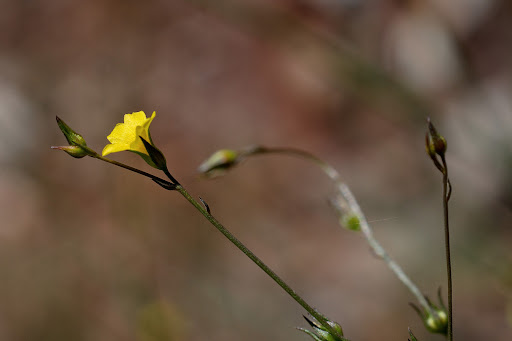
left=102, top=111, right=156, bottom=157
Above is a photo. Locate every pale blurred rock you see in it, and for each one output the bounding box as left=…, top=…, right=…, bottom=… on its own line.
left=0, top=69, right=39, bottom=164
left=444, top=80, right=512, bottom=205
left=385, top=7, right=462, bottom=94
left=428, top=0, right=496, bottom=35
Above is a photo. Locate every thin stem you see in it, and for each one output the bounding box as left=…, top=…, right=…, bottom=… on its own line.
left=89, top=152, right=347, bottom=340
left=163, top=167, right=181, bottom=186
left=248, top=147, right=435, bottom=316
left=176, top=185, right=348, bottom=341
left=90, top=153, right=175, bottom=188
left=441, top=155, right=453, bottom=341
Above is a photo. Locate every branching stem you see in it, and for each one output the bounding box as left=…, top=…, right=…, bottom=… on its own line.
left=91, top=153, right=348, bottom=341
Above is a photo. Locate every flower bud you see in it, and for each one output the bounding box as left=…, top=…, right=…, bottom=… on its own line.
left=411, top=289, right=448, bottom=335
left=424, top=307, right=448, bottom=335
left=198, top=149, right=241, bottom=178
left=298, top=316, right=344, bottom=341
left=330, top=195, right=361, bottom=232
left=425, top=117, right=447, bottom=157
left=51, top=145, right=89, bottom=158
left=341, top=213, right=361, bottom=232
left=324, top=320, right=344, bottom=339
left=53, top=116, right=96, bottom=158
left=56, top=116, right=87, bottom=148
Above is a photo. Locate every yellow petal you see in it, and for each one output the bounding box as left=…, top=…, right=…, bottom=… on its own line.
left=125, top=111, right=147, bottom=125
left=102, top=111, right=157, bottom=158
left=102, top=142, right=129, bottom=156
left=107, top=123, right=130, bottom=144
left=129, top=126, right=147, bottom=154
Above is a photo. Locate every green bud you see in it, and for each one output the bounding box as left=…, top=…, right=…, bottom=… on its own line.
left=411, top=289, right=448, bottom=336
left=425, top=133, right=436, bottom=159
left=424, top=308, right=448, bottom=334
left=50, top=145, right=89, bottom=158
left=299, top=316, right=344, bottom=341
left=198, top=149, right=241, bottom=178
left=425, top=118, right=448, bottom=173
left=327, top=320, right=344, bottom=336
left=53, top=116, right=97, bottom=158
left=425, top=118, right=447, bottom=157
left=341, top=213, right=361, bottom=231
left=56, top=116, right=87, bottom=148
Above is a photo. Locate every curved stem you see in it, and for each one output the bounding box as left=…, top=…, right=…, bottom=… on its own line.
left=248, top=147, right=435, bottom=316
left=441, top=155, right=453, bottom=341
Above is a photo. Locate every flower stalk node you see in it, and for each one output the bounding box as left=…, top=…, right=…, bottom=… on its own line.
left=152, top=178, right=177, bottom=191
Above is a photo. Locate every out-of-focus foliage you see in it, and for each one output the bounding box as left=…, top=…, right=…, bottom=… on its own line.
left=1, top=1, right=511, bottom=340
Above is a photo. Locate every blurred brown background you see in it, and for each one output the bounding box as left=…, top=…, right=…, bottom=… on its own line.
left=1, top=0, right=511, bottom=340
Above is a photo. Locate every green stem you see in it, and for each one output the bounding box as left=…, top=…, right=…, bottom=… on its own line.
left=90, top=152, right=175, bottom=188
left=163, top=167, right=181, bottom=186
left=441, top=156, right=453, bottom=341
left=246, top=146, right=435, bottom=316
left=176, top=185, right=348, bottom=341
left=89, top=152, right=347, bottom=341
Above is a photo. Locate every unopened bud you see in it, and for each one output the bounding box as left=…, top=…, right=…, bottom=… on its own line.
left=341, top=213, right=361, bottom=231
left=330, top=195, right=360, bottom=232
left=411, top=289, right=448, bottom=335
left=298, top=316, right=344, bottom=341
left=51, top=145, right=89, bottom=158
left=325, top=320, right=344, bottom=339
left=53, top=116, right=96, bottom=158
left=56, top=116, right=87, bottom=148
left=425, top=117, right=447, bottom=157
left=424, top=308, right=448, bottom=334
left=198, top=149, right=241, bottom=178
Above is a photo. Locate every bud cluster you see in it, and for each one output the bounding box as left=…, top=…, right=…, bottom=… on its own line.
left=298, top=316, right=345, bottom=341
left=51, top=116, right=95, bottom=158
left=410, top=289, right=448, bottom=336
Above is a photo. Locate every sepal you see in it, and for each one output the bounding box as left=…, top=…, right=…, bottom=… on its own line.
left=140, top=137, right=167, bottom=171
